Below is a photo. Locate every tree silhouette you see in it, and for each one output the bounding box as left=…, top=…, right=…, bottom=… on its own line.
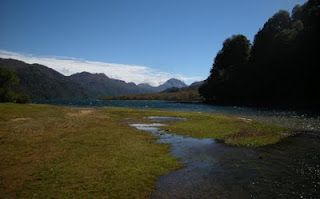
left=200, top=0, right=320, bottom=110
left=199, top=34, right=251, bottom=104
left=0, top=67, right=19, bottom=102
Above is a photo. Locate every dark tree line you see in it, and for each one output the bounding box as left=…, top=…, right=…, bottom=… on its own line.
left=199, top=0, right=320, bottom=110
left=0, top=66, right=29, bottom=103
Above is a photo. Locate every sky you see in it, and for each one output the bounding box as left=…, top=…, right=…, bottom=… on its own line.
left=0, top=0, right=306, bottom=86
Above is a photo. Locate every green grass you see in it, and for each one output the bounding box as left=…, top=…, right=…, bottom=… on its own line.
left=104, top=107, right=291, bottom=147
left=95, top=107, right=291, bottom=147
left=0, top=103, right=181, bottom=198
left=0, top=103, right=291, bottom=198
left=153, top=111, right=291, bottom=147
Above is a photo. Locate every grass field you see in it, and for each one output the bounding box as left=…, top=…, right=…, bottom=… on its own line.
left=0, top=103, right=291, bottom=198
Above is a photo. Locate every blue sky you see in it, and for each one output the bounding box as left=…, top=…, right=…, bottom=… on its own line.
left=0, top=0, right=306, bottom=85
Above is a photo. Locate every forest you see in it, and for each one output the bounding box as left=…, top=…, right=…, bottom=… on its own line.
left=199, top=0, right=319, bottom=110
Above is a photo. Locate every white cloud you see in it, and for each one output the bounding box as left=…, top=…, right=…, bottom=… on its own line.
left=0, top=50, right=202, bottom=86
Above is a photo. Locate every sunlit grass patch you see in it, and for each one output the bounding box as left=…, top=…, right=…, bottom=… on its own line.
left=102, top=107, right=291, bottom=147
left=151, top=112, right=291, bottom=147
left=0, top=103, right=181, bottom=198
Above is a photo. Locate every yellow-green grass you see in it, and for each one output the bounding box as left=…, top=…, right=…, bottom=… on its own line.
left=0, top=103, right=291, bottom=198
left=0, top=103, right=181, bottom=198
left=103, top=107, right=291, bottom=147
left=103, top=108, right=291, bottom=147
left=151, top=111, right=291, bottom=147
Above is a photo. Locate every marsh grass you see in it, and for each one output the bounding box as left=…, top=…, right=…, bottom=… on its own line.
left=0, top=104, right=181, bottom=198
left=0, top=104, right=291, bottom=198
left=104, top=107, right=291, bottom=146
left=151, top=111, right=291, bottom=147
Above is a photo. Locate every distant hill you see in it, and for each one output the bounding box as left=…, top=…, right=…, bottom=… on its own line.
left=0, top=58, right=190, bottom=100
left=158, top=78, right=187, bottom=91
left=138, top=78, right=187, bottom=92
left=0, top=58, right=147, bottom=99
left=0, top=58, right=89, bottom=99
left=137, top=83, right=155, bottom=92
left=69, top=72, right=145, bottom=97
left=161, top=80, right=204, bottom=92
left=187, top=81, right=204, bottom=90
left=105, top=80, right=203, bottom=101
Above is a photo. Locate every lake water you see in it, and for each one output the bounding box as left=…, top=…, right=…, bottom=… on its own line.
left=32, top=99, right=320, bottom=131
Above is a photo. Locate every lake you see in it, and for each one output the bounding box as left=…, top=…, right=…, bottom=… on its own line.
left=32, top=99, right=320, bottom=131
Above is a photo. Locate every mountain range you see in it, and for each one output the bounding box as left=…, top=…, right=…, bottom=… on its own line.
left=0, top=58, right=190, bottom=99
left=138, top=78, right=187, bottom=92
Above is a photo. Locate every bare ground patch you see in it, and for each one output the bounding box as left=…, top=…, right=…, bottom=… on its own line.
left=66, top=109, right=94, bottom=118
left=10, top=117, right=31, bottom=122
